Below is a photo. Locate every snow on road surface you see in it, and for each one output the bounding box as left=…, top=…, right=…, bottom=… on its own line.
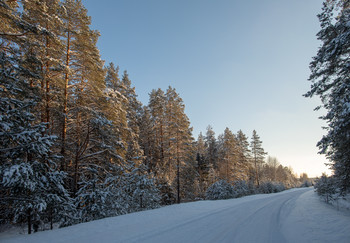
left=1, top=188, right=349, bottom=243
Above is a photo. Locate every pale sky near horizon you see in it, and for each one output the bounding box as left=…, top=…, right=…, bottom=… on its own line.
left=82, top=0, right=330, bottom=178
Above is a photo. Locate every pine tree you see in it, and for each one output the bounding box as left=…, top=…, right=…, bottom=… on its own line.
left=148, top=88, right=167, bottom=178
left=205, top=125, right=218, bottom=169
left=60, top=0, right=110, bottom=196
left=164, top=87, right=194, bottom=203
left=250, top=130, right=267, bottom=186
left=305, top=0, right=350, bottom=193
left=120, top=70, right=144, bottom=165
left=217, top=128, right=239, bottom=182
left=104, top=62, right=128, bottom=159
left=0, top=1, right=72, bottom=233
left=139, top=106, right=155, bottom=173
left=195, top=132, right=210, bottom=198
left=60, top=0, right=90, bottom=171
left=236, top=130, right=252, bottom=181
left=22, top=0, right=64, bottom=131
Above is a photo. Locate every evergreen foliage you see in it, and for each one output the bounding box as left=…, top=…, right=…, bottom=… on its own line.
left=314, top=174, right=337, bottom=203
left=258, top=181, right=285, bottom=194
left=0, top=0, right=73, bottom=232
left=305, top=0, right=350, bottom=194
left=205, top=180, right=235, bottom=200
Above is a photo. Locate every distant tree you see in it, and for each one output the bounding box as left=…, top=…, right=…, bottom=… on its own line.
left=139, top=106, right=155, bottom=173
left=217, top=128, right=239, bottom=182
left=300, top=173, right=309, bottom=182
left=250, top=130, right=267, bottom=186
left=264, top=156, right=280, bottom=181
left=236, top=130, right=252, bottom=181
left=305, top=0, right=350, bottom=194
left=205, top=125, right=218, bottom=169
left=195, top=132, right=210, bottom=198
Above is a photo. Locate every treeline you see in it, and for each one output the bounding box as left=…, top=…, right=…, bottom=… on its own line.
left=0, top=0, right=298, bottom=234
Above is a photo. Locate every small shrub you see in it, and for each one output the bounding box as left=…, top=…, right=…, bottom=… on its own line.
left=233, top=180, right=250, bottom=198
left=301, top=180, right=312, bottom=187
left=205, top=180, right=235, bottom=200
left=259, top=181, right=285, bottom=194
left=314, top=175, right=337, bottom=203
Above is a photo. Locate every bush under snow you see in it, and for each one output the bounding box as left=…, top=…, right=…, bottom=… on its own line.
left=205, top=180, right=235, bottom=200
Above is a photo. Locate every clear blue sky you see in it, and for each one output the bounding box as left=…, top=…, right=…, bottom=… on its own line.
left=82, top=0, right=329, bottom=177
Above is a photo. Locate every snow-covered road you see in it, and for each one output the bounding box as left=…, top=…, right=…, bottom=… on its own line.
left=2, top=188, right=350, bottom=243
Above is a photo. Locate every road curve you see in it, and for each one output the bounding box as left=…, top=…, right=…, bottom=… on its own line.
left=126, top=188, right=308, bottom=243
left=2, top=188, right=350, bottom=243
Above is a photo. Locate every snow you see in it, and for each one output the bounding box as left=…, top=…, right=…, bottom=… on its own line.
left=1, top=188, right=349, bottom=243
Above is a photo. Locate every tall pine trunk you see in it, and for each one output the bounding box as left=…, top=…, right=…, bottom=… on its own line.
left=176, top=131, right=180, bottom=204
left=44, top=31, right=51, bottom=130
left=254, top=155, right=260, bottom=187
left=61, top=30, right=70, bottom=170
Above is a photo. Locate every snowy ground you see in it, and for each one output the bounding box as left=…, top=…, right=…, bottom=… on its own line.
left=1, top=188, right=349, bottom=243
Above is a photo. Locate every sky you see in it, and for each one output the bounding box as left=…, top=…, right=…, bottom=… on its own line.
left=82, top=0, right=329, bottom=178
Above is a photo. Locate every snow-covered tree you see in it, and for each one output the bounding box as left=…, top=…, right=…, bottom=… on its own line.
left=314, top=174, right=337, bottom=203
left=147, top=88, right=167, bottom=177
left=205, top=125, right=218, bottom=169
left=122, top=164, right=161, bottom=212
left=119, top=70, right=144, bottom=165
left=236, top=130, right=252, bottom=181
left=205, top=180, right=235, bottom=200
left=195, top=132, right=210, bottom=198
left=217, top=128, right=239, bottom=182
left=250, top=130, right=267, bottom=187
left=305, top=0, right=350, bottom=194
left=0, top=1, right=73, bottom=233
left=232, top=180, right=252, bottom=198
left=22, top=0, right=64, bottom=130
left=165, top=86, right=194, bottom=203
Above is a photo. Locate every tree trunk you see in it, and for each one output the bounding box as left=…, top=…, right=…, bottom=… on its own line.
left=27, top=208, right=32, bottom=235
left=176, top=132, right=180, bottom=204
left=61, top=30, right=70, bottom=171
left=50, top=207, right=53, bottom=230
left=177, top=158, right=180, bottom=204
left=73, top=112, right=81, bottom=195
left=44, top=32, right=51, bottom=130
left=254, top=155, right=260, bottom=187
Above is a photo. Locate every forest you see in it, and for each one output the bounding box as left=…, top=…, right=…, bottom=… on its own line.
left=0, top=0, right=319, bottom=234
